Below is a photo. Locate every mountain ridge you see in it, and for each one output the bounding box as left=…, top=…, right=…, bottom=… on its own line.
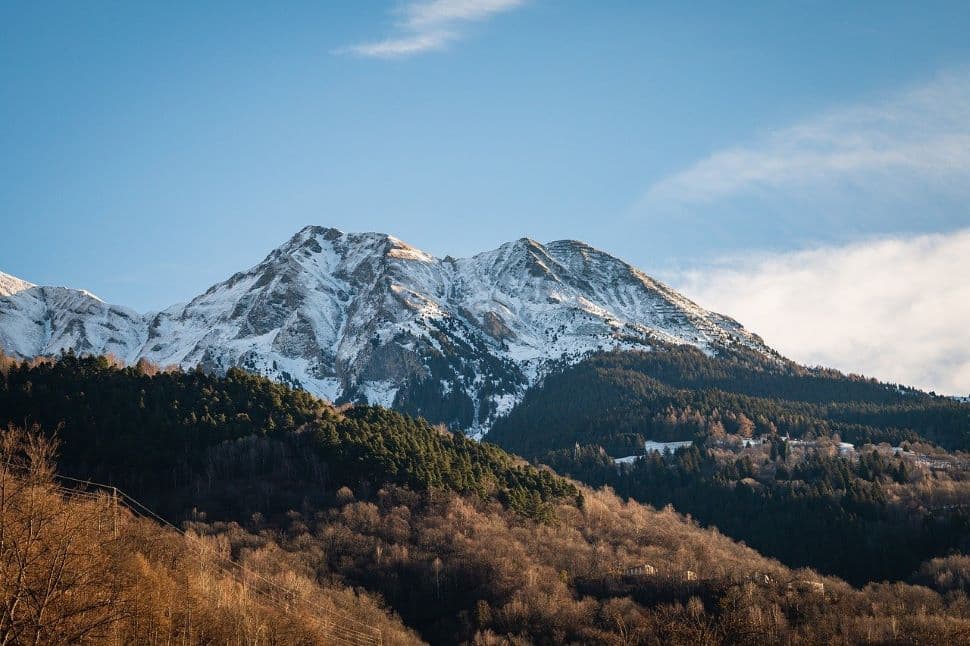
left=0, top=226, right=771, bottom=435
left=0, top=270, right=35, bottom=297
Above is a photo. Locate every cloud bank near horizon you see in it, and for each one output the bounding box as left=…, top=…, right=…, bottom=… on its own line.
left=672, top=229, right=970, bottom=397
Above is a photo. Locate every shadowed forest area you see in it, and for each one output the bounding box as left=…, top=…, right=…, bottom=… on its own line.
left=2, top=352, right=970, bottom=643
left=490, top=347, right=970, bottom=586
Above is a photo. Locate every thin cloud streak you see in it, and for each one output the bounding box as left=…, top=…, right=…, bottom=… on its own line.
left=405, top=0, right=525, bottom=28
left=340, top=31, right=457, bottom=58
left=641, top=70, right=970, bottom=207
left=336, top=0, right=526, bottom=59
left=672, top=230, right=970, bottom=396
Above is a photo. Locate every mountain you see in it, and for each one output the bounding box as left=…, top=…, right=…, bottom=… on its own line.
left=0, top=226, right=770, bottom=435
left=0, top=275, right=146, bottom=364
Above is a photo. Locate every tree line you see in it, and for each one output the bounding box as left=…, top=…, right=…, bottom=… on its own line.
left=3, top=350, right=970, bottom=643
left=488, top=346, right=970, bottom=457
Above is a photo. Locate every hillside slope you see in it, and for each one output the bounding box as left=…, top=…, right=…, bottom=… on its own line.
left=3, top=354, right=970, bottom=643
left=0, top=427, right=420, bottom=645
left=487, top=347, right=970, bottom=584
left=488, top=345, right=970, bottom=457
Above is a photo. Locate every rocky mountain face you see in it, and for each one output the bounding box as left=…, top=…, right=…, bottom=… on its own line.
left=0, top=277, right=146, bottom=364
left=0, top=227, right=771, bottom=436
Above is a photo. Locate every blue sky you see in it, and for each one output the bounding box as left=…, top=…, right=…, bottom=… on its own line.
left=2, top=1, right=969, bottom=392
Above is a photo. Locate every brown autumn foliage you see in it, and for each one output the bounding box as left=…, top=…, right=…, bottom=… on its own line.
left=4, top=411, right=970, bottom=644
left=915, top=555, right=970, bottom=595
left=236, top=483, right=970, bottom=645
left=0, top=426, right=421, bottom=646
left=166, top=426, right=970, bottom=645
left=151, top=421, right=970, bottom=644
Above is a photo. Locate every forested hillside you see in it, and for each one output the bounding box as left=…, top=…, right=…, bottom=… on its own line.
left=489, top=347, right=970, bottom=585
left=0, top=351, right=574, bottom=521
left=0, top=427, right=421, bottom=645
left=488, top=346, right=970, bottom=458
left=3, top=352, right=970, bottom=643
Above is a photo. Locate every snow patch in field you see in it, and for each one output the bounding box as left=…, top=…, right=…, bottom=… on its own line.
left=614, top=440, right=695, bottom=464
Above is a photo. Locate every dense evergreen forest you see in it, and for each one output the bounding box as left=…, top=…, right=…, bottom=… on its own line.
left=0, top=352, right=574, bottom=521
left=543, top=443, right=970, bottom=586
left=489, top=347, right=970, bottom=586
left=489, top=346, right=970, bottom=457
left=4, top=351, right=970, bottom=643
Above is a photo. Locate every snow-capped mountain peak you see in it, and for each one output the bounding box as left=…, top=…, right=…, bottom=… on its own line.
left=0, top=271, right=34, bottom=297
left=0, top=271, right=142, bottom=362
left=0, top=228, right=770, bottom=435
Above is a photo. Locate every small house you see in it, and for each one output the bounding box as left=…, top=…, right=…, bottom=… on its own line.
left=623, top=564, right=656, bottom=577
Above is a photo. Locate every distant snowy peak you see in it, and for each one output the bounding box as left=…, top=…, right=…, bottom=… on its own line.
left=0, top=227, right=772, bottom=434
left=0, top=280, right=143, bottom=362
left=0, top=271, right=34, bottom=297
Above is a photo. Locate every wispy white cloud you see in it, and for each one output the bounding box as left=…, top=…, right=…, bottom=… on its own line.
left=341, top=31, right=458, bottom=58
left=641, top=70, right=970, bottom=208
left=336, top=0, right=526, bottom=59
left=672, top=229, right=970, bottom=396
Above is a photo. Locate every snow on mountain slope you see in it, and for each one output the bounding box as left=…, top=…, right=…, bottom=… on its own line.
left=0, top=271, right=34, bottom=297
left=0, top=227, right=771, bottom=435
left=0, top=284, right=145, bottom=362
